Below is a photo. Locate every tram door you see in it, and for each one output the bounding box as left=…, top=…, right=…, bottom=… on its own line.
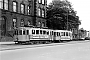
left=0, top=17, right=6, bottom=36
left=14, top=30, right=18, bottom=41
left=54, top=32, right=56, bottom=40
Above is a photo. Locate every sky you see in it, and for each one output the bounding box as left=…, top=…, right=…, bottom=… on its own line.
left=47, top=0, right=90, bottom=31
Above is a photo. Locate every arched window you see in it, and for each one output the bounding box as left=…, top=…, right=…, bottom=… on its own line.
left=38, top=8, right=41, bottom=16
left=38, top=0, right=41, bottom=3
left=38, top=21, right=41, bottom=27
left=28, top=20, right=31, bottom=26
left=1, top=17, right=4, bottom=29
left=42, top=9, right=45, bottom=17
left=42, top=0, right=44, bottom=4
left=0, top=0, right=9, bottom=10
left=21, top=19, right=24, bottom=27
left=13, top=18, right=17, bottom=28
left=28, top=5, right=31, bottom=15
left=20, top=4, right=25, bottom=14
left=0, top=0, right=3, bottom=9
left=13, top=1, right=18, bottom=12
left=42, top=22, right=45, bottom=27
left=4, top=0, right=8, bottom=10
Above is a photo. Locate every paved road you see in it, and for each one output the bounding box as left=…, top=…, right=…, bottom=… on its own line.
left=0, top=41, right=88, bottom=51
left=0, top=41, right=90, bottom=60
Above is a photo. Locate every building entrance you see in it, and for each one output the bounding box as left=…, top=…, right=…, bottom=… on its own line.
left=0, top=17, right=6, bottom=36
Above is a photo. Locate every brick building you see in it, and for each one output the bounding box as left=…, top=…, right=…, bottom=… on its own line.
left=0, top=0, right=47, bottom=41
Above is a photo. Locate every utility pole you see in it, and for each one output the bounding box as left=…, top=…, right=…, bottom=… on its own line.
left=67, top=9, right=68, bottom=30
left=33, top=0, right=36, bottom=27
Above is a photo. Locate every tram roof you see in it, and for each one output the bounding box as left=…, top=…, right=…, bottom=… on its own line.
left=15, top=27, right=52, bottom=30
left=15, top=27, right=72, bottom=32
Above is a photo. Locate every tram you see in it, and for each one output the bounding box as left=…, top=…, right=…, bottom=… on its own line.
left=14, top=27, right=72, bottom=44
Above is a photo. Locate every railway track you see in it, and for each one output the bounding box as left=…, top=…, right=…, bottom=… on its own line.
left=0, top=40, right=90, bottom=51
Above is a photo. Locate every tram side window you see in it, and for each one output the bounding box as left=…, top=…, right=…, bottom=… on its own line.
left=52, top=31, right=53, bottom=35
left=59, top=32, right=60, bottom=36
left=40, top=30, right=42, bottom=34
left=57, top=32, right=60, bottom=36
left=15, top=30, right=18, bottom=35
left=61, top=32, right=64, bottom=36
left=64, top=32, right=65, bottom=36
left=19, top=30, right=22, bottom=35
left=57, top=32, right=58, bottom=36
left=47, top=31, right=49, bottom=35
left=43, top=31, right=46, bottom=35
left=66, top=32, right=68, bottom=36
left=69, top=33, right=72, bottom=36
left=23, top=30, right=25, bottom=35
left=50, top=31, right=52, bottom=35
left=32, top=30, right=35, bottom=34
left=27, top=30, right=29, bottom=35
left=36, top=30, right=39, bottom=34
left=54, top=32, right=56, bottom=36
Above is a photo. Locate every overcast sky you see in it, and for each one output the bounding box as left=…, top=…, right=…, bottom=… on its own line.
left=47, top=0, right=90, bottom=31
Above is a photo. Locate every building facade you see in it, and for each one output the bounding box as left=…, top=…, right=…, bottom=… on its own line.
left=35, top=0, right=47, bottom=27
left=70, top=16, right=80, bottom=40
left=78, top=28, right=87, bottom=39
left=0, top=0, right=47, bottom=41
left=86, top=31, right=90, bottom=38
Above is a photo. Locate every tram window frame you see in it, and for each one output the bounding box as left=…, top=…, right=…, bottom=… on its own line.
left=66, top=32, right=68, bottom=36
left=59, top=32, right=60, bottom=36
left=32, top=30, right=35, bottom=34
left=61, top=32, right=64, bottom=36
left=23, top=30, right=25, bottom=35
left=54, top=32, right=56, bottom=36
left=50, top=31, right=52, bottom=35
left=27, top=30, right=29, bottom=35
left=19, top=30, right=22, bottom=35
left=69, top=33, right=70, bottom=36
left=36, top=30, right=39, bottom=34
left=15, top=30, right=18, bottom=35
left=64, top=32, right=65, bottom=36
left=61, top=32, right=63, bottom=36
left=47, top=31, right=49, bottom=35
left=43, top=30, right=46, bottom=35
left=57, top=32, right=58, bottom=36
left=52, top=31, right=53, bottom=35
left=69, top=33, right=71, bottom=36
left=70, top=33, right=72, bottom=36
left=40, top=30, right=42, bottom=34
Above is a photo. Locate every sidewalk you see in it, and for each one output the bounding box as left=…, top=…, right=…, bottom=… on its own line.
left=0, top=42, right=15, bottom=44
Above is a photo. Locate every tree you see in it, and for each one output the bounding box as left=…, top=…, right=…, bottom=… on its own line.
left=47, top=0, right=81, bottom=30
